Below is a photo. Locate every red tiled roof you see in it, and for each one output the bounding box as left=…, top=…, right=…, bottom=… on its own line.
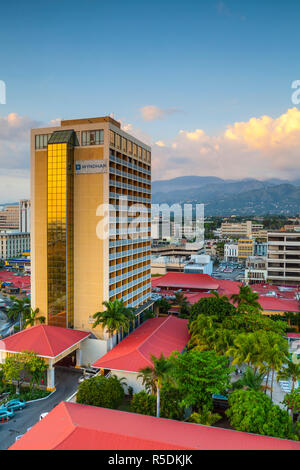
left=93, top=316, right=190, bottom=372
left=0, top=325, right=90, bottom=358
left=9, top=401, right=300, bottom=450
left=287, top=332, right=300, bottom=339
left=258, top=297, right=299, bottom=313
left=151, top=273, right=219, bottom=291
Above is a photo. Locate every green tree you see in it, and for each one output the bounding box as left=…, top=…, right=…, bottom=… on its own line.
left=6, top=296, right=31, bottom=331
left=190, top=296, right=236, bottom=323
left=130, top=386, right=184, bottom=420
left=92, top=299, right=135, bottom=348
left=76, top=374, right=125, bottom=409
left=189, top=405, right=221, bottom=426
left=137, top=353, right=174, bottom=418
left=155, top=297, right=171, bottom=315
left=226, top=331, right=265, bottom=373
left=233, top=367, right=267, bottom=392
left=282, top=388, right=300, bottom=424
left=226, top=389, right=297, bottom=440
left=23, top=308, right=46, bottom=328
left=230, top=285, right=263, bottom=311
left=277, top=359, right=300, bottom=392
left=0, top=353, right=25, bottom=394
left=22, top=350, right=47, bottom=390
left=169, top=350, right=232, bottom=413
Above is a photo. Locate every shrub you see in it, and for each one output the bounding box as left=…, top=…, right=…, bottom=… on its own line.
left=226, top=389, right=297, bottom=440
left=130, top=390, right=156, bottom=416
left=76, top=375, right=125, bottom=409
left=130, top=386, right=185, bottom=420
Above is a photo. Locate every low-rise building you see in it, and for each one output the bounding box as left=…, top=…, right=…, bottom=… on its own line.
left=238, top=238, right=254, bottom=261
left=267, top=231, right=300, bottom=285
left=10, top=401, right=300, bottom=450
left=245, top=256, right=267, bottom=283
left=93, top=316, right=190, bottom=393
left=0, top=231, right=30, bottom=259
left=221, top=221, right=263, bottom=239
left=184, top=254, right=213, bottom=275
left=224, top=243, right=239, bottom=261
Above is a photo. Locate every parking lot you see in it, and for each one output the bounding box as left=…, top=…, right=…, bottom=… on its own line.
left=0, top=367, right=82, bottom=450
left=212, top=261, right=245, bottom=282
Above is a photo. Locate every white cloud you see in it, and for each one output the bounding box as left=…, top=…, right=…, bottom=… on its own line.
left=140, top=105, right=181, bottom=122
left=151, top=108, right=300, bottom=181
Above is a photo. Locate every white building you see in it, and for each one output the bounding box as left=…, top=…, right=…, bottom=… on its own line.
left=224, top=243, right=239, bottom=261
left=0, top=231, right=30, bottom=259
left=19, top=200, right=31, bottom=233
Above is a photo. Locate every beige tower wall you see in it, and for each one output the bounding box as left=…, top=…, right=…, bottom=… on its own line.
left=73, top=146, right=107, bottom=338
left=32, top=149, right=48, bottom=318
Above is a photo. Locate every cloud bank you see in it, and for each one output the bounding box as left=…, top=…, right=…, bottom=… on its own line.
left=151, top=107, right=300, bottom=181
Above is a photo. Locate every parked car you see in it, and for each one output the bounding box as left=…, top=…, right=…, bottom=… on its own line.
left=40, top=412, right=48, bottom=420
left=78, top=374, right=94, bottom=384
left=5, top=399, right=26, bottom=412
left=0, top=408, right=15, bottom=420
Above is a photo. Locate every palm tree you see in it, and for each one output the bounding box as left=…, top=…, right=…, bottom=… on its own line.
left=23, top=308, right=46, bottom=328
left=230, top=286, right=262, bottom=311
left=174, top=292, right=191, bottom=318
left=226, top=332, right=264, bottom=373
left=6, top=296, right=31, bottom=331
left=92, top=299, right=135, bottom=349
left=277, top=358, right=300, bottom=392
left=189, top=405, right=221, bottom=426
left=138, top=353, right=173, bottom=417
left=262, top=333, right=289, bottom=400
left=238, top=367, right=267, bottom=392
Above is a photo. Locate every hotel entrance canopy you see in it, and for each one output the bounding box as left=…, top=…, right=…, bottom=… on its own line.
left=0, top=325, right=90, bottom=390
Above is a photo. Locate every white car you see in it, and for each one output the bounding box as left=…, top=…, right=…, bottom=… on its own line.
left=39, top=412, right=49, bottom=420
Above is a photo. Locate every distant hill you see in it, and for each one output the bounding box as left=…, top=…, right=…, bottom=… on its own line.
left=152, top=176, right=300, bottom=215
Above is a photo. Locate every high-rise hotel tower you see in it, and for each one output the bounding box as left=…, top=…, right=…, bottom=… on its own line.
left=31, top=117, right=152, bottom=338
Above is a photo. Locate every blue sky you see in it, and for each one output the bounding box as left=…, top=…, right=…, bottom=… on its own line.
left=0, top=0, right=300, bottom=200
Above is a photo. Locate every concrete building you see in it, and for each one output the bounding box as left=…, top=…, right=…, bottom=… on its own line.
left=151, top=255, right=187, bottom=275
left=184, top=254, right=213, bottom=275
left=267, top=231, right=300, bottom=285
left=238, top=238, right=254, bottom=261
left=0, top=231, right=30, bottom=259
left=254, top=241, right=268, bottom=257
left=31, top=116, right=152, bottom=339
left=224, top=243, right=239, bottom=261
left=19, top=199, right=31, bottom=233
left=0, top=204, right=19, bottom=231
left=220, top=221, right=264, bottom=239
left=245, top=256, right=268, bottom=283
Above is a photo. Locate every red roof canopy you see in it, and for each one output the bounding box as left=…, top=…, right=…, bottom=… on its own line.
left=9, top=401, right=300, bottom=450
left=151, top=273, right=220, bottom=291
left=93, top=316, right=190, bottom=372
left=0, top=325, right=90, bottom=358
left=258, top=297, right=299, bottom=313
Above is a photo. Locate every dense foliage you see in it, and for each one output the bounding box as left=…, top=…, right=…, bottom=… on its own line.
left=130, top=385, right=185, bottom=420
left=226, top=389, right=297, bottom=441
left=76, top=375, right=125, bottom=409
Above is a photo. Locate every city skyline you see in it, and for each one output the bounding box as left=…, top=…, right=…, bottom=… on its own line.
left=0, top=0, right=300, bottom=201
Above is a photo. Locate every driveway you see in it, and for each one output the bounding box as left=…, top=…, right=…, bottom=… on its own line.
left=0, top=366, right=82, bottom=450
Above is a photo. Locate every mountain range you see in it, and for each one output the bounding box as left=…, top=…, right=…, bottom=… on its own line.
left=152, top=176, right=300, bottom=216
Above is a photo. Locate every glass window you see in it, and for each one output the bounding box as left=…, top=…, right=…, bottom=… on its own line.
left=81, top=130, right=104, bottom=146
left=122, top=137, right=127, bottom=153
left=128, top=141, right=133, bottom=155
left=110, top=131, right=115, bottom=146
left=115, top=134, right=121, bottom=150
left=35, top=134, right=51, bottom=149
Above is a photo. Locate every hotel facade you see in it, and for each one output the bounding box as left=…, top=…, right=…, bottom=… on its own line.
left=31, top=117, right=152, bottom=339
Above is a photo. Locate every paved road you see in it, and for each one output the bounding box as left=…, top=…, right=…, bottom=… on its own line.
left=0, top=366, right=82, bottom=450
